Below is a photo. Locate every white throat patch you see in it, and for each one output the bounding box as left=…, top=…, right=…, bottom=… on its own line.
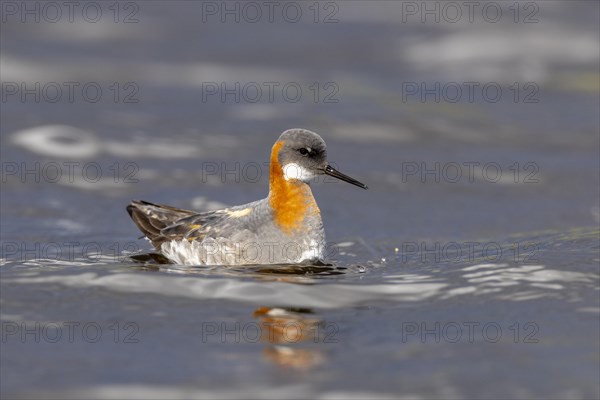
left=283, top=163, right=315, bottom=183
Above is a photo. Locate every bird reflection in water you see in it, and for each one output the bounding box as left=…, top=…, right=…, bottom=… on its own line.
left=253, top=307, right=332, bottom=370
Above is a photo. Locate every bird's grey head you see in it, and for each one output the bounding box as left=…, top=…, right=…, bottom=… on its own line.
left=273, top=129, right=368, bottom=189
left=276, top=129, right=328, bottom=180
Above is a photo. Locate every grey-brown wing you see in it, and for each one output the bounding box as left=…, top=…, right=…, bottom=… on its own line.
left=127, top=200, right=198, bottom=247
left=159, top=210, right=233, bottom=242
left=160, top=200, right=266, bottom=245
left=128, top=199, right=265, bottom=249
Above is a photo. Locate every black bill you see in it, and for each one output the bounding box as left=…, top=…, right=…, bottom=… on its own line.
left=322, top=165, right=368, bottom=190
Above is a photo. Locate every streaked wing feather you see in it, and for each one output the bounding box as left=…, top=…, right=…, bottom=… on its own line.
left=160, top=210, right=231, bottom=241
left=127, top=200, right=197, bottom=247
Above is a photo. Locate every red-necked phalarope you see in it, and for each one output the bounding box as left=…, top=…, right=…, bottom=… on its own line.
left=127, top=129, right=367, bottom=265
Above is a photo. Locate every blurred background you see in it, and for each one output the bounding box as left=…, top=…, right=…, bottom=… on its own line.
left=1, top=1, right=599, bottom=399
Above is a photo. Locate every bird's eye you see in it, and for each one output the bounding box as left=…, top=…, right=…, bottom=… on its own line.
left=298, top=148, right=309, bottom=155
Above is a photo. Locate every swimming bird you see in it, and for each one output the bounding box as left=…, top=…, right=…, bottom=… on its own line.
left=127, top=129, right=367, bottom=265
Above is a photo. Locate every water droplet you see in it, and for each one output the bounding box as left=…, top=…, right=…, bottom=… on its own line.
left=358, top=266, right=366, bottom=273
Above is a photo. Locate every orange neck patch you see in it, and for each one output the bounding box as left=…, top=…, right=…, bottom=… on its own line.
left=268, top=140, right=319, bottom=235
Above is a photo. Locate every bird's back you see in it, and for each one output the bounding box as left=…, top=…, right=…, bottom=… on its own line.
left=127, top=199, right=325, bottom=265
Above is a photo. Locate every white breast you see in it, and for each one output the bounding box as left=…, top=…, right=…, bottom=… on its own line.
left=160, top=237, right=325, bottom=266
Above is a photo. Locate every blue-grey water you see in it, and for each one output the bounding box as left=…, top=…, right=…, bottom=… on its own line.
left=1, top=2, right=599, bottom=399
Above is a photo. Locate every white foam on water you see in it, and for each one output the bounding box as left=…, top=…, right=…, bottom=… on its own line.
left=461, top=263, right=508, bottom=272
left=4, top=259, right=596, bottom=306
left=11, top=125, right=206, bottom=160
left=103, top=139, right=200, bottom=159
left=12, top=384, right=411, bottom=400
left=401, top=28, right=599, bottom=83
left=577, top=307, right=600, bottom=314
left=1, top=55, right=298, bottom=88
left=465, top=265, right=594, bottom=285
left=11, top=125, right=101, bottom=158
left=3, top=272, right=447, bottom=309
left=458, top=263, right=598, bottom=301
